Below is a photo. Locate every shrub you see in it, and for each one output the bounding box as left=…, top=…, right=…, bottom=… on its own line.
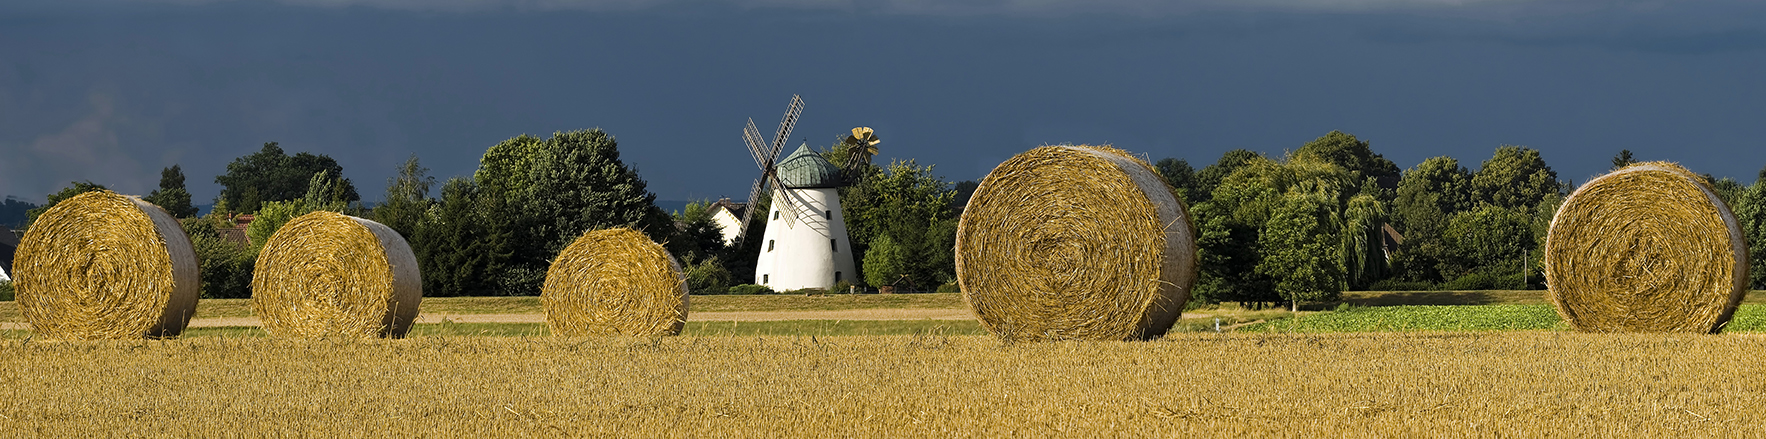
left=0, top=280, right=12, bottom=301
left=728, top=284, right=774, bottom=295
left=831, top=280, right=856, bottom=294
left=1366, top=279, right=1435, bottom=292
left=1439, top=272, right=1527, bottom=291
left=683, top=256, right=733, bottom=295
left=182, top=216, right=256, bottom=299
left=935, top=282, right=961, bottom=293
left=1438, top=273, right=1497, bottom=291
left=785, top=288, right=828, bottom=296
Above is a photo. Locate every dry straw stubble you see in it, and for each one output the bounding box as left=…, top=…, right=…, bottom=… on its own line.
left=1545, top=162, right=1750, bottom=333
left=956, top=144, right=1197, bottom=341
left=13, top=191, right=200, bottom=339
left=252, top=211, right=422, bottom=338
left=542, top=228, right=688, bottom=336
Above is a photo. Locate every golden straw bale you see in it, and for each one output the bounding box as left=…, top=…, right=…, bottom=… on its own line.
left=1545, top=162, right=1750, bottom=333
left=252, top=211, right=422, bottom=338
left=542, top=228, right=688, bottom=336
left=955, top=144, right=1197, bottom=342
left=13, top=191, right=199, bottom=339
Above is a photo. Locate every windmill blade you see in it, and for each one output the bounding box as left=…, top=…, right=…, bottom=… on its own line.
left=770, top=174, right=800, bottom=228
left=769, top=95, right=804, bottom=156
left=741, top=177, right=764, bottom=227
left=744, top=118, right=770, bottom=168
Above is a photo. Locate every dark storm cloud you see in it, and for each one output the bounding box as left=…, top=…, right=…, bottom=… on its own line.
left=2, top=0, right=1764, bottom=203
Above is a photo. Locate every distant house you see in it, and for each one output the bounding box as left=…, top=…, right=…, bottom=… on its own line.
left=0, top=229, right=18, bottom=282
left=218, top=214, right=255, bottom=247
left=705, top=198, right=749, bottom=246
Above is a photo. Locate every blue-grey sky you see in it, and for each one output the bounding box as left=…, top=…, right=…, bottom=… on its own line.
left=4, top=0, right=1765, bottom=204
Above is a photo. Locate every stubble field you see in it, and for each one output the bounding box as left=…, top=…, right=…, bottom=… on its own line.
left=5, top=292, right=1766, bottom=436
left=3, top=332, right=1765, bottom=436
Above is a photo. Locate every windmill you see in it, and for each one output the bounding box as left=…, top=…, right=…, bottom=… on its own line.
left=743, top=95, right=805, bottom=229
left=744, top=95, right=860, bottom=290
left=839, top=127, right=881, bottom=187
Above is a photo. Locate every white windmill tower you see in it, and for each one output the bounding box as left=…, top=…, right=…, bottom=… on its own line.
left=741, top=95, right=860, bottom=291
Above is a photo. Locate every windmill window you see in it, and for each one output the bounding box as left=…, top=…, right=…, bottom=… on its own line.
left=835, top=272, right=843, bottom=282
left=825, top=210, right=832, bottom=220
left=831, top=239, right=838, bottom=252
left=774, top=211, right=780, bottom=220
left=768, top=240, right=775, bottom=252
left=763, top=274, right=769, bottom=284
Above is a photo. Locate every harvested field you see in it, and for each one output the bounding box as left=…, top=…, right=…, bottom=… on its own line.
left=0, top=294, right=971, bottom=322
left=1, top=333, right=1763, bottom=435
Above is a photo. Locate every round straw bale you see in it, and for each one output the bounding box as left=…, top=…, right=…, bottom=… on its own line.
left=955, top=144, right=1197, bottom=342
left=252, top=211, right=422, bottom=338
left=13, top=191, right=199, bottom=339
left=543, top=228, right=688, bottom=336
left=1545, top=162, right=1750, bottom=333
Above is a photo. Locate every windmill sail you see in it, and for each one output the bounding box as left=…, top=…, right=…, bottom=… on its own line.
left=742, top=95, right=806, bottom=229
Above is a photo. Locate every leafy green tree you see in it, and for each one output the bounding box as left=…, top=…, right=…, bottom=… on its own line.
left=373, top=154, right=435, bottom=239
left=245, top=171, right=350, bottom=250
left=1341, top=189, right=1389, bottom=290
left=144, top=165, right=198, bottom=218
left=1196, top=153, right=1355, bottom=307
left=1256, top=188, right=1343, bottom=311
left=1736, top=180, right=1766, bottom=289
left=862, top=234, right=907, bottom=288
left=180, top=215, right=255, bottom=298
left=670, top=199, right=729, bottom=264
left=411, top=178, right=508, bottom=297
left=1193, top=149, right=1262, bottom=204
left=525, top=129, right=675, bottom=255
left=1155, top=158, right=1203, bottom=204
left=1612, top=149, right=1636, bottom=169
left=1708, top=175, right=1744, bottom=207
left=448, top=130, right=673, bottom=296
left=1441, top=204, right=1534, bottom=281
left=683, top=255, right=734, bottom=294
left=1471, top=146, right=1561, bottom=211
left=215, top=142, right=359, bottom=214
left=1190, top=200, right=1274, bottom=306
left=1292, top=131, right=1401, bottom=191
left=24, top=181, right=107, bottom=229
left=473, top=135, right=544, bottom=198
left=840, top=159, right=958, bottom=287
left=1389, top=156, right=1474, bottom=283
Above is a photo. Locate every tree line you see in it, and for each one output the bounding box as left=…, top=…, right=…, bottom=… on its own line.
left=14, top=129, right=1766, bottom=303
left=14, top=130, right=968, bottom=298
left=1156, top=132, right=1766, bottom=309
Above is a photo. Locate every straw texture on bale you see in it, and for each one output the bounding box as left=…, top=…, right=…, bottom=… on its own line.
left=13, top=191, right=199, bottom=339
left=956, top=144, right=1197, bottom=342
left=1545, top=162, right=1750, bottom=333
left=542, top=228, right=688, bottom=336
left=252, top=211, right=422, bottom=338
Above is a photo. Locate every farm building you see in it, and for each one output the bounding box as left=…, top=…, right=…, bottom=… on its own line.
left=705, top=198, right=748, bottom=246
left=218, top=214, right=254, bottom=246
left=753, top=144, right=858, bottom=291
left=0, top=228, right=16, bottom=281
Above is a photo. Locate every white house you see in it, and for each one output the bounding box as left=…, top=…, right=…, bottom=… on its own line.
left=754, top=144, right=857, bottom=291
left=705, top=199, right=749, bottom=246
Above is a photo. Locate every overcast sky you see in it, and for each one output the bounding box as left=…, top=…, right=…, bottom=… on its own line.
left=4, top=0, right=1765, bottom=204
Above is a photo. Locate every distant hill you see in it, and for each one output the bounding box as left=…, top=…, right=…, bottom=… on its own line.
left=0, top=196, right=39, bottom=229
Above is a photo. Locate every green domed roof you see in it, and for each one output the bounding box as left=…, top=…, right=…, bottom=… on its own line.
left=777, top=143, right=844, bottom=188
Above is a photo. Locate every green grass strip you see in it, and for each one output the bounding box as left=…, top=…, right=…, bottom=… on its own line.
left=1241, top=304, right=1766, bottom=333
